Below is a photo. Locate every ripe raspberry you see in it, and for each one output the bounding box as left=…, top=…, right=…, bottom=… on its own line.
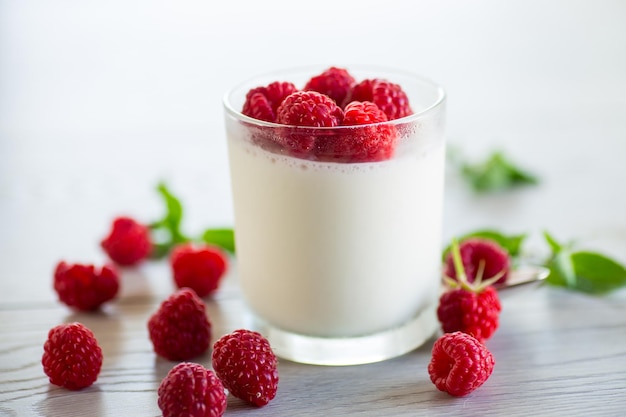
left=439, top=238, right=503, bottom=341
left=42, top=322, right=103, bottom=390
left=242, top=81, right=298, bottom=122
left=444, top=238, right=510, bottom=285
left=170, top=244, right=228, bottom=298
left=53, top=261, right=120, bottom=311
left=304, top=67, right=356, bottom=107
left=148, top=288, right=211, bottom=361
left=275, top=91, right=344, bottom=158
left=158, top=362, right=227, bottom=417
left=101, top=216, right=152, bottom=266
left=346, top=78, right=412, bottom=120
left=428, top=332, right=495, bottom=397
left=316, top=101, right=397, bottom=162
left=212, top=329, right=278, bottom=407
left=437, top=285, right=502, bottom=342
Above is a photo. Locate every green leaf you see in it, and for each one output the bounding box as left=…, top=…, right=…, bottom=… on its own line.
left=543, top=231, right=576, bottom=288
left=442, top=229, right=527, bottom=260
left=154, top=183, right=184, bottom=236
left=543, top=230, right=562, bottom=254
left=461, top=151, right=538, bottom=193
left=542, top=231, right=626, bottom=293
left=148, top=182, right=190, bottom=259
left=202, top=228, right=236, bottom=254
left=569, top=251, right=626, bottom=294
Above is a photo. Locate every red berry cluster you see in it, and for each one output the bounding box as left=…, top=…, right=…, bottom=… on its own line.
left=155, top=328, right=279, bottom=416
left=54, top=212, right=229, bottom=312
left=428, top=238, right=510, bottom=397
left=241, top=67, right=413, bottom=163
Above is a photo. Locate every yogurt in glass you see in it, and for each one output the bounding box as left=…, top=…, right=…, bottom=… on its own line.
left=223, top=67, right=446, bottom=365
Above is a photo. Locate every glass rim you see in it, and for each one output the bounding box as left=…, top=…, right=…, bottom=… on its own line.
left=223, top=65, right=446, bottom=130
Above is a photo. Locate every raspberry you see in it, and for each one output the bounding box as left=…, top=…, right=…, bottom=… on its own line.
left=212, top=329, right=278, bottom=407
left=315, top=101, right=397, bottom=162
left=242, top=81, right=298, bottom=122
left=438, top=238, right=503, bottom=341
left=437, top=285, right=502, bottom=342
left=444, top=238, right=510, bottom=285
left=158, top=362, right=227, bottom=417
left=275, top=91, right=344, bottom=158
left=428, top=332, right=495, bottom=397
left=53, top=261, right=119, bottom=311
left=42, top=322, right=103, bottom=390
left=101, top=216, right=152, bottom=266
left=148, top=288, right=211, bottom=361
left=346, top=78, right=412, bottom=120
left=170, top=244, right=229, bottom=298
left=276, top=91, right=343, bottom=127
left=304, top=67, right=355, bottom=107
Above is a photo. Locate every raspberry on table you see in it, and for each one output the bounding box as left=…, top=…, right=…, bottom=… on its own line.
left=437, top=285, right=502, bottom=342
left=304, top=67, right=356, bottom=107
left=101, top=216, right=152, bottom=266
left=53, top=261, right=119, bottom=311
left=443, top=238, right=511, bottom=285
left=316, top=101, right=397, bottom=162
left=158, top=362, right=227, bottom=417
left=148, top=288, right=211, bottom=361
left=242, top=81, right=298, bottom=122
left=212, top=329, right=279, bottom=407
left=42, top=322, right=103, bottom=390
left=438, top=238, right=503, bottom=341
left=170, top=243, right=228, bottom=298
left=428, top=331, right=495, bottom=397
left=346, top=78, right=413, bottom=120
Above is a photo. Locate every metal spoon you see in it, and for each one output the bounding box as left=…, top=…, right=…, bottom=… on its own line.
left=494, top=264, right=550, bottom=290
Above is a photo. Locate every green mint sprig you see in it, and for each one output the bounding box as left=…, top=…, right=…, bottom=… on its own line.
left=543, top=232, right=626, bottom=294
left=451, top=149, right=539, bottom=193
left=444, top=229, right=626, bottom=294
left=148, top=182, right=235, bottom=259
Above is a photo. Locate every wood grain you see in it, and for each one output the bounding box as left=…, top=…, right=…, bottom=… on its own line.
left=2, top=271, right=626, bottom=416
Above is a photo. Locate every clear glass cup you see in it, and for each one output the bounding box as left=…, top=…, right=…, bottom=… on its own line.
left=223, top=67, right=446, bottom=365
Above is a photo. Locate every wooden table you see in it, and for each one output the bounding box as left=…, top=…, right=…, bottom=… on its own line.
left=2, top=1, right=626, bottom=416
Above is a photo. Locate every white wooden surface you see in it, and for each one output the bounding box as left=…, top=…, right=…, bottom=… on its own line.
left=2, top=1, right=626, bottom=416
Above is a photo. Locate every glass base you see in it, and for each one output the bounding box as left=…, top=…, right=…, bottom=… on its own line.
left=246, top=305, right=438, bottom=366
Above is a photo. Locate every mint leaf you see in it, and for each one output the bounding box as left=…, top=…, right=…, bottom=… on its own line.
left=442, top=229, right=527, bottom=260
left=543, top=231, right=626, bottom=293
left=570, top=252, right=626, bottom=294
left=149, top=182, right=190, bottom=259
left=461, top=151, right=538, bottom=193
left=202, top=228, right=236, bottom=254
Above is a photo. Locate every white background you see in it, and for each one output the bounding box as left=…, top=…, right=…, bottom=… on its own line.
left=1, top=0, right=625, bottom=304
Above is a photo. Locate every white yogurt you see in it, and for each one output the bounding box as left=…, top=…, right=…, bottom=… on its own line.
left=226, top=127, right=445, bottom=337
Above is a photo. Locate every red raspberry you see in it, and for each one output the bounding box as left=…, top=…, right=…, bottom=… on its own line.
left=148, top=288, right=211, bottom=361
left=170, top=244, right=228, bottom=298
left=158, top=362, right=227, bottom=417
left=315, top=101, right=397, bottom=162
left=274, top=91, right=344, bottom=158
left=42, top=322, right=103, bottom=390
left=444, top=238, right=510, bottom=285
left=276, top=91, right=343, bottom=127
left=101, top=216, right=152, bottom=266
left=212, top=329, right=279, bottom=407
left=53, top=261, right=119, bottom=311
left=304, top=67, right=356, bottom=107
left=346, top=78, right=412, bottom=120
left=437, top=285, right=502, bottom=342
left=242, top=81, right=298, bottom=122
left=428, top=332, right=495, bottom=397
